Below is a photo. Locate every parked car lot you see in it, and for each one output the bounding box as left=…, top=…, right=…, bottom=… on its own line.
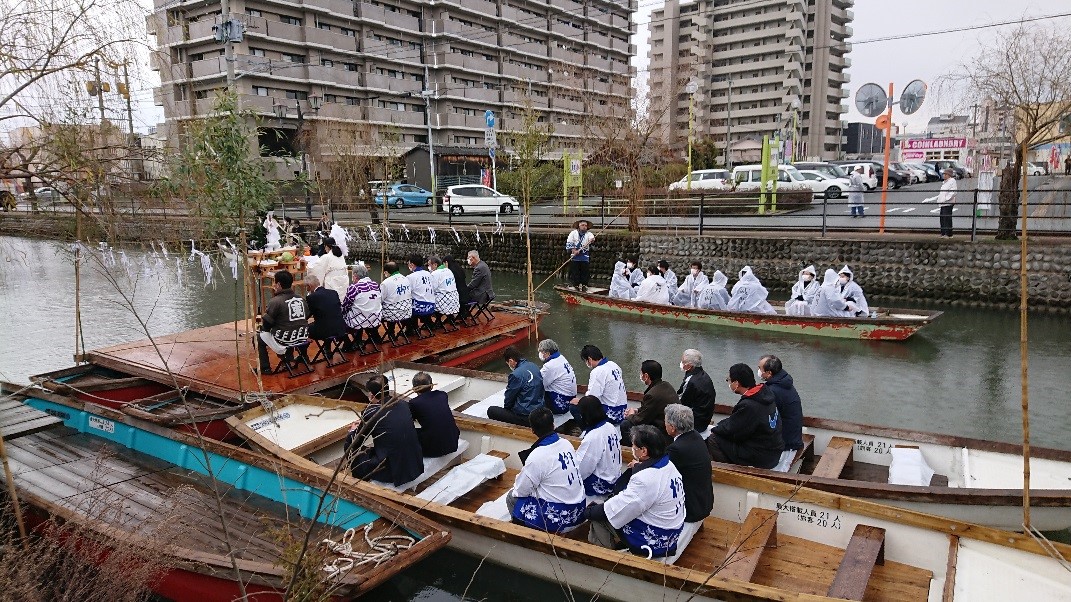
left=440, top=185, right=519, bottom=215
left=831, top=162, right=879, bottom=190
left=373, top=183, right=433, bottom=208
left=797, top=170, right=849, bottom=199
left=668, top=169, right=731, bottom=191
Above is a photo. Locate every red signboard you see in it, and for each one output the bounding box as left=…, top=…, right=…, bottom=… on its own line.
left=902, top=138, right=968, bottom=150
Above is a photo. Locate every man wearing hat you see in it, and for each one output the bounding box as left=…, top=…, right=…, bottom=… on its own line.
left=565, top=220, right=595, bottom=291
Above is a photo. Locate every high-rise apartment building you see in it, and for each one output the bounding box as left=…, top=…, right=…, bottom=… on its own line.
left=147, top=0, right=635, bottom=177
left=647, top=0, right=852, bottom=162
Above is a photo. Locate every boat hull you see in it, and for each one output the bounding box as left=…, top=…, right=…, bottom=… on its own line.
left=555, top=286, right=940, bottom=341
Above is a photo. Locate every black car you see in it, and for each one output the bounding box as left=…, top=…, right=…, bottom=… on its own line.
left=868, top=163, right=909, bottom=189
left=925, top=160, right=968, bottom=179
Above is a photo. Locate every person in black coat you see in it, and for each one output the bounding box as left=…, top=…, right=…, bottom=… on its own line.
left=466, top=250, right=495, bottom=305
left=664, top=403, right=714, bottom=523
left=759, top=355, right=804, bottom=451
left=305, top=275, right=346, bottom=341
left=708, top=363, right=783, bottom=469
left=345, top=375, right=424, bottom=486
left=408, top=371, right=460, bottom=458
left=677, top=349, right=716, bottom=432
left=620, top=359, right=676, bottom=445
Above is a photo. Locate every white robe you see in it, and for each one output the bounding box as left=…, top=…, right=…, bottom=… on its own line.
left=603, top=456, right=685, bottom=557
left=407, top=268, right=436, bottom=315
left=575, top=420, right=622, bottom=498
left=728, top=266, right=776, bottom=314
left=540, top=352, right=578, bottom=414
left=809, top=269, right=852, bottom=317
left=673, top=271, right=709, bottom=307
left=785, top=265, right=820, bottom=316
left=627, top=265, right=644, bottom=295
left=696, top=270, right=730, bottom=310
left=635, top=274, right=670, bottom=304
left=431, top=266, right=460, bottom=315
left=660, top=268, right=678, bottom=291
left=263, top=216, right=281, bottom=250
left=609, top=261, right=631, bottom=299
left=306, top=252, right=348, bottom=302
left=328, top=222, right=349, bottom=257
left=380, top=272, right=413, bottom=322
left=587, top=358, right=628, bottom=423
left=511, top=434, right=586, bottom=531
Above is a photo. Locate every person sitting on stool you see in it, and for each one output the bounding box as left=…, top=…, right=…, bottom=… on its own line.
left=344, top=375, right=424, bottom=486
left=305, top=274, right=347, bottom=354
left=257, top=270, right=309, bottom=374
left=487, top=347, right=545, bottom=426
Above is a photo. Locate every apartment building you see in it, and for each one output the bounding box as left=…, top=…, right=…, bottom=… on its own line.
left=647, top=0, right=853, bottom=162
left=147, top=0, right=635, bottom=178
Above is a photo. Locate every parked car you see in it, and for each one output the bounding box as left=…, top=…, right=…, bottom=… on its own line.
left=793, top=161, right=849, bottom=180
left=373, top=183, right=433, bottom=208
left=869, top=163, right=910, bottom=189
left=1027, top=162, right=1050, bottom=176
left=18, top=187, right=63, bottom=204
left=797, top=171, right=850, bottom=199
left=908, top=162, right=942, bottom=182
left=891, top=162, right=925, bottom=184
left=732, top=164, right=814, bottom=199
left=440, top=185, right=519, bottom=215
left=668, top=169, right=732, bottom=191
left=831, top=162, right=879, bottom=190
left=925, top=160, right=969, bottom=179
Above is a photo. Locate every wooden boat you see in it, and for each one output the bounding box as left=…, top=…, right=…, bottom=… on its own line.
left=344, top=362, right=1071, bottom=531
left=555, top=285, right=942, bottom=341
left=4, top=387, right=449, bottom=602
left=223, top=390, right=1071, bottom=602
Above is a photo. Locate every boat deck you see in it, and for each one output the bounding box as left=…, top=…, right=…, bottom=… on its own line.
left=4, top=427, right=404, bottom=567
left=447, top=466, right=932, bottom=601
left=87, top=314, right=536, bottom=401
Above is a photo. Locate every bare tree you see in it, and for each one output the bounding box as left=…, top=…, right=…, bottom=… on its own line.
left=953, top=23, right=1071, bottom=240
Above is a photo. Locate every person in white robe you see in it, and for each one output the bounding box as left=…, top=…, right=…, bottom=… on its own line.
left=728, top=265, right=776, bottom=314
left=608, top=261, right=632, bottom=299
left=328, top=222, right=349, bottom=258
left=785, top=265, right=820, bottom=316
left=836, top=265, right=869, bottom=317
left=809, top=269, right=852, bottom=317
left=506, top=408, right=586, bottom=533
left=305, top=237, right=349, bottom=302
left=583, top=424, right=685, bottom=558
left=573, top=396, right=623, bottom=501
left=673, top=261, right=709, bottom=307
left=379, top=261, right=413, bottom=338
left=634, top=266, right=670, bottom=304
left=427, top=255, right=460, bottom=318
left=263, top=212, right=281, bottom=251
left=657, top=260, right=677, bottom=291
left=537, top=339, right=577, bottom=415
left=625, top=257, right=644, bottom=297
left=696, top=269, right=730, bottom=310
left=571, top=345, right=627, bottom=424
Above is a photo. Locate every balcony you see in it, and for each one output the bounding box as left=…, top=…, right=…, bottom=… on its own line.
left=553, top=0, right=583, bottom=15
left=191, top=56, right=225, bottom=79
left=552, top=122, right=584, bottom=137
left=587, top=30, right=611, bottom=49
left=163, top=25, right=185, bottom=46
left=307, top=64, right=363, bottom=87
left=237, top=94, right=276, bottom=115
left=502, top=61, right=546, bottom=80
left=611, top=36, right=629, bottom=54
left=458, top=86, right=500, bottom=103
left=304, top=0, right=357, bottom=15
left=441, top=112, right=487, bottom=129
left=263, top=20, right=304, bottom=44
left=440, top=52, right=501, bottom=74
left=306, top=27, right=359, bottom=51
left=459, top=0, right=499, bottom=16
left=153, top=87, right=164, bottom=107
left=611, top=12, right=629, bottom=30
left=365, top=73, right=423, bottom=94
left=552, top=96, right=584, bottom=112
left=367, top=106, right=426, bottom=126
left=316, top=102, right=364, bottom=121
left=359, top=3, right=421, bottom=31
left=188, top=19, right=216, bottom=40
left=549, top=46, right=584, bottom=65
left=586, top=54, right=611, bottom=72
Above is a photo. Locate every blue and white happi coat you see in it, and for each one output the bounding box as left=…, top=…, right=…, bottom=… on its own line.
left=380, top=273, right=413, bottom=322
left=431, top=266, right=461, bottom=315
left=604, top=455, right=685, bottom=558
left=407, top=267, right=436, bottom=316
left=587, top=358, right=627, bottom=424
left=540, top=352, right=577, bottom=414
left=510, top=433, right=586, bottom=533
left=575, top=420, right=622, bottom=497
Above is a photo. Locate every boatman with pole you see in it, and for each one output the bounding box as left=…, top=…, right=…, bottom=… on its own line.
left=565, top=220, right=595, bottom=291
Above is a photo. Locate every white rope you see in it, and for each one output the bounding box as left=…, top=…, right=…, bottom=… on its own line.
left=320, top=524, right=416, bottom=578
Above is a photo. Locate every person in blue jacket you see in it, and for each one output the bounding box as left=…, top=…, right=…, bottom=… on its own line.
left=758, top=355, right=804, bottom=453
left=487, top=346, right=545, bottom=426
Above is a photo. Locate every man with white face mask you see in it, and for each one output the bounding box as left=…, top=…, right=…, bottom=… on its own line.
left=785, top=265, right=820, bottom=316
left=537, top=338, right=577, bottom=415
left=625, top=257, right=643, bottom=294
left=836, top=265, right=869, bottom=317
left=673, top=261, right=709, bottom=307
left=657, top=260, right=677, bottom=290
left=809, top=268, right=850, bottom=317
left=677, top=349, right=716, bottom=432
left=609, top=260, right=632, bottom=299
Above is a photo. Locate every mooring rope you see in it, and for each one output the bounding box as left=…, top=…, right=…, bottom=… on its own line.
left=320, top=524, right=416, bottom=578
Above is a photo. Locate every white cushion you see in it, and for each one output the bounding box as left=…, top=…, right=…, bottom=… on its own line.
left=415, top=452, right=506, bottom=505
left=376, top=439, right=470, bottom=492
left=476, top=491, right=512, bottom=521
left=888, top=447, right=936, bottom=486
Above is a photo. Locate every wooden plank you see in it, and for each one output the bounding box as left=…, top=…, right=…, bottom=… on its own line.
left=717, top=507, right=779, bottom=582
left=812, top=436, right=855, bottom=479
left=941, top=534, right=960, bottom=602
left=827, top=524, right=886, bottom=600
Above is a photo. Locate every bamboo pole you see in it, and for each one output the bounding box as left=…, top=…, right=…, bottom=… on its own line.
left=1018, top=140, right=1031, bottom=528
left=0, top=431, right=30, bottom=551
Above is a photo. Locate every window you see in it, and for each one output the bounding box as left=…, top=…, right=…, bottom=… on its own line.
left=378, top=100, right=407, bottom=111
left=285, top=90, right=308, bottom=100
left=341, top=27, right=356, bottom=37
left=281, top=15, right=302, bottom=26
left=344, top=62, right=357, bottom=71
left=345, top=96, right=360, bottom=105
left=252, top=86, right=270, bottom=96
left=246, top=8, right=262, bottom=17
left=194, top=90, right=209, bottom=99
left=281, top=53, right=305, bottom=63
left=189, top=52, right=204, bottom=62
left=316, top=22, right=331, bottom=30
left=250, top=47, right=266, bottom=57
left=413, top=134, right=428, bottom=143
left=323, top=94, right=338, bottom=103
left=321, top=59, right=334, bottom=67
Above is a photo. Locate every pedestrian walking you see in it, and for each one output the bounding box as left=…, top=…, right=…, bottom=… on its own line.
left=938, top=168, right=957, bottom=238
left=1064, top=155, right=1070, bottom=176
left=848, top=166, right=865, bottom=217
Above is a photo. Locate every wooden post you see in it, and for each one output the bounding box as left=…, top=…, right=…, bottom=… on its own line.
left=0, top=432, right=30, bottom=551
left=1018, top=140, right=1031, bottom=528
left=878, top=82, right=894, bottom=234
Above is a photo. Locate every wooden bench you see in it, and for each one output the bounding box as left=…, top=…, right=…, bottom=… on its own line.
left=812, top=436, right=855, bottom=479
left=718, top=507, right=779, bottom=582
left=827, top=524, right=886, bottom=600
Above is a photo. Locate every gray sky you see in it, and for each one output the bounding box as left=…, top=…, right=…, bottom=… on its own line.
left=633, top=0, right=1071, bottom=134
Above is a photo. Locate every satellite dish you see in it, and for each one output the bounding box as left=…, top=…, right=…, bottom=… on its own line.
left=855, top=83, right=888, bottom=118
left=899, top=79, right=927, bottom=115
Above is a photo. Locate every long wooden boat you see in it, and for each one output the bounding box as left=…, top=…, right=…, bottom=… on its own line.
left=4, top=387, right=449, bottom=602
left=555, top=285, right=942, bottom=341
left=222, top=390, right=1071, bottom=602
left=348, top=362, right=1071, bottom=531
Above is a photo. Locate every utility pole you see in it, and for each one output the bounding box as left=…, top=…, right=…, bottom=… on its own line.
left=93, top=57, right=106, bottom=122
left=725, top=75, right=732, bottom=167
left=122, top=63, right=135, bottom=145
left=420, top=64, right=436, bottom=198
left=222, top=0, right=235, bottom=90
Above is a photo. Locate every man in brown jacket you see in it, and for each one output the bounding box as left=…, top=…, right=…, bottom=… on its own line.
left=620, top=359, right=677, bottom=445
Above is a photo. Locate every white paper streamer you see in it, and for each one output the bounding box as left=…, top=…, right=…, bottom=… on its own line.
left=450, top=227, right=461, bottom=243
left=402, top=224, right=410, bottom=240
left=428, top=227, right=436, bottom=244
left=366, top=225, right=378, bottom=243
left=176, top=257, right=184, bottom=288
left=159, top=241, right=169, bottom=259
left=474, top=227, right=480, bottom=243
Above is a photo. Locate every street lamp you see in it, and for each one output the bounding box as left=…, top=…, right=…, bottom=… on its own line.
left=274, top=95, right=321, bottom=218
left=686, top=80, right=698, bottom=192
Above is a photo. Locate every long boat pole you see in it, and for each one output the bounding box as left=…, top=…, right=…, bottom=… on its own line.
left=1018, top=140, right=1031, bottom=528
left=0, top=431, right=29, bottom=550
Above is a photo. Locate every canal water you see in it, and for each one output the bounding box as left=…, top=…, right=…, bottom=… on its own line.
left=2, top=234, right=1069, bottom=599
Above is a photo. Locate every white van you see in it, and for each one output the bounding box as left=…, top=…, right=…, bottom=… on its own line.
left=832, top=162, right=879, bottom=190
left=440, top=185, right=519, bottom=216
left=668, top=169, right=731, bottom=191
left=731, top=164, right=814, bottom=195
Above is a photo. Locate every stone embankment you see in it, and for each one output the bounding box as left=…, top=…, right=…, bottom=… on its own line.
left=3, top=212, right=1069, bottom=312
